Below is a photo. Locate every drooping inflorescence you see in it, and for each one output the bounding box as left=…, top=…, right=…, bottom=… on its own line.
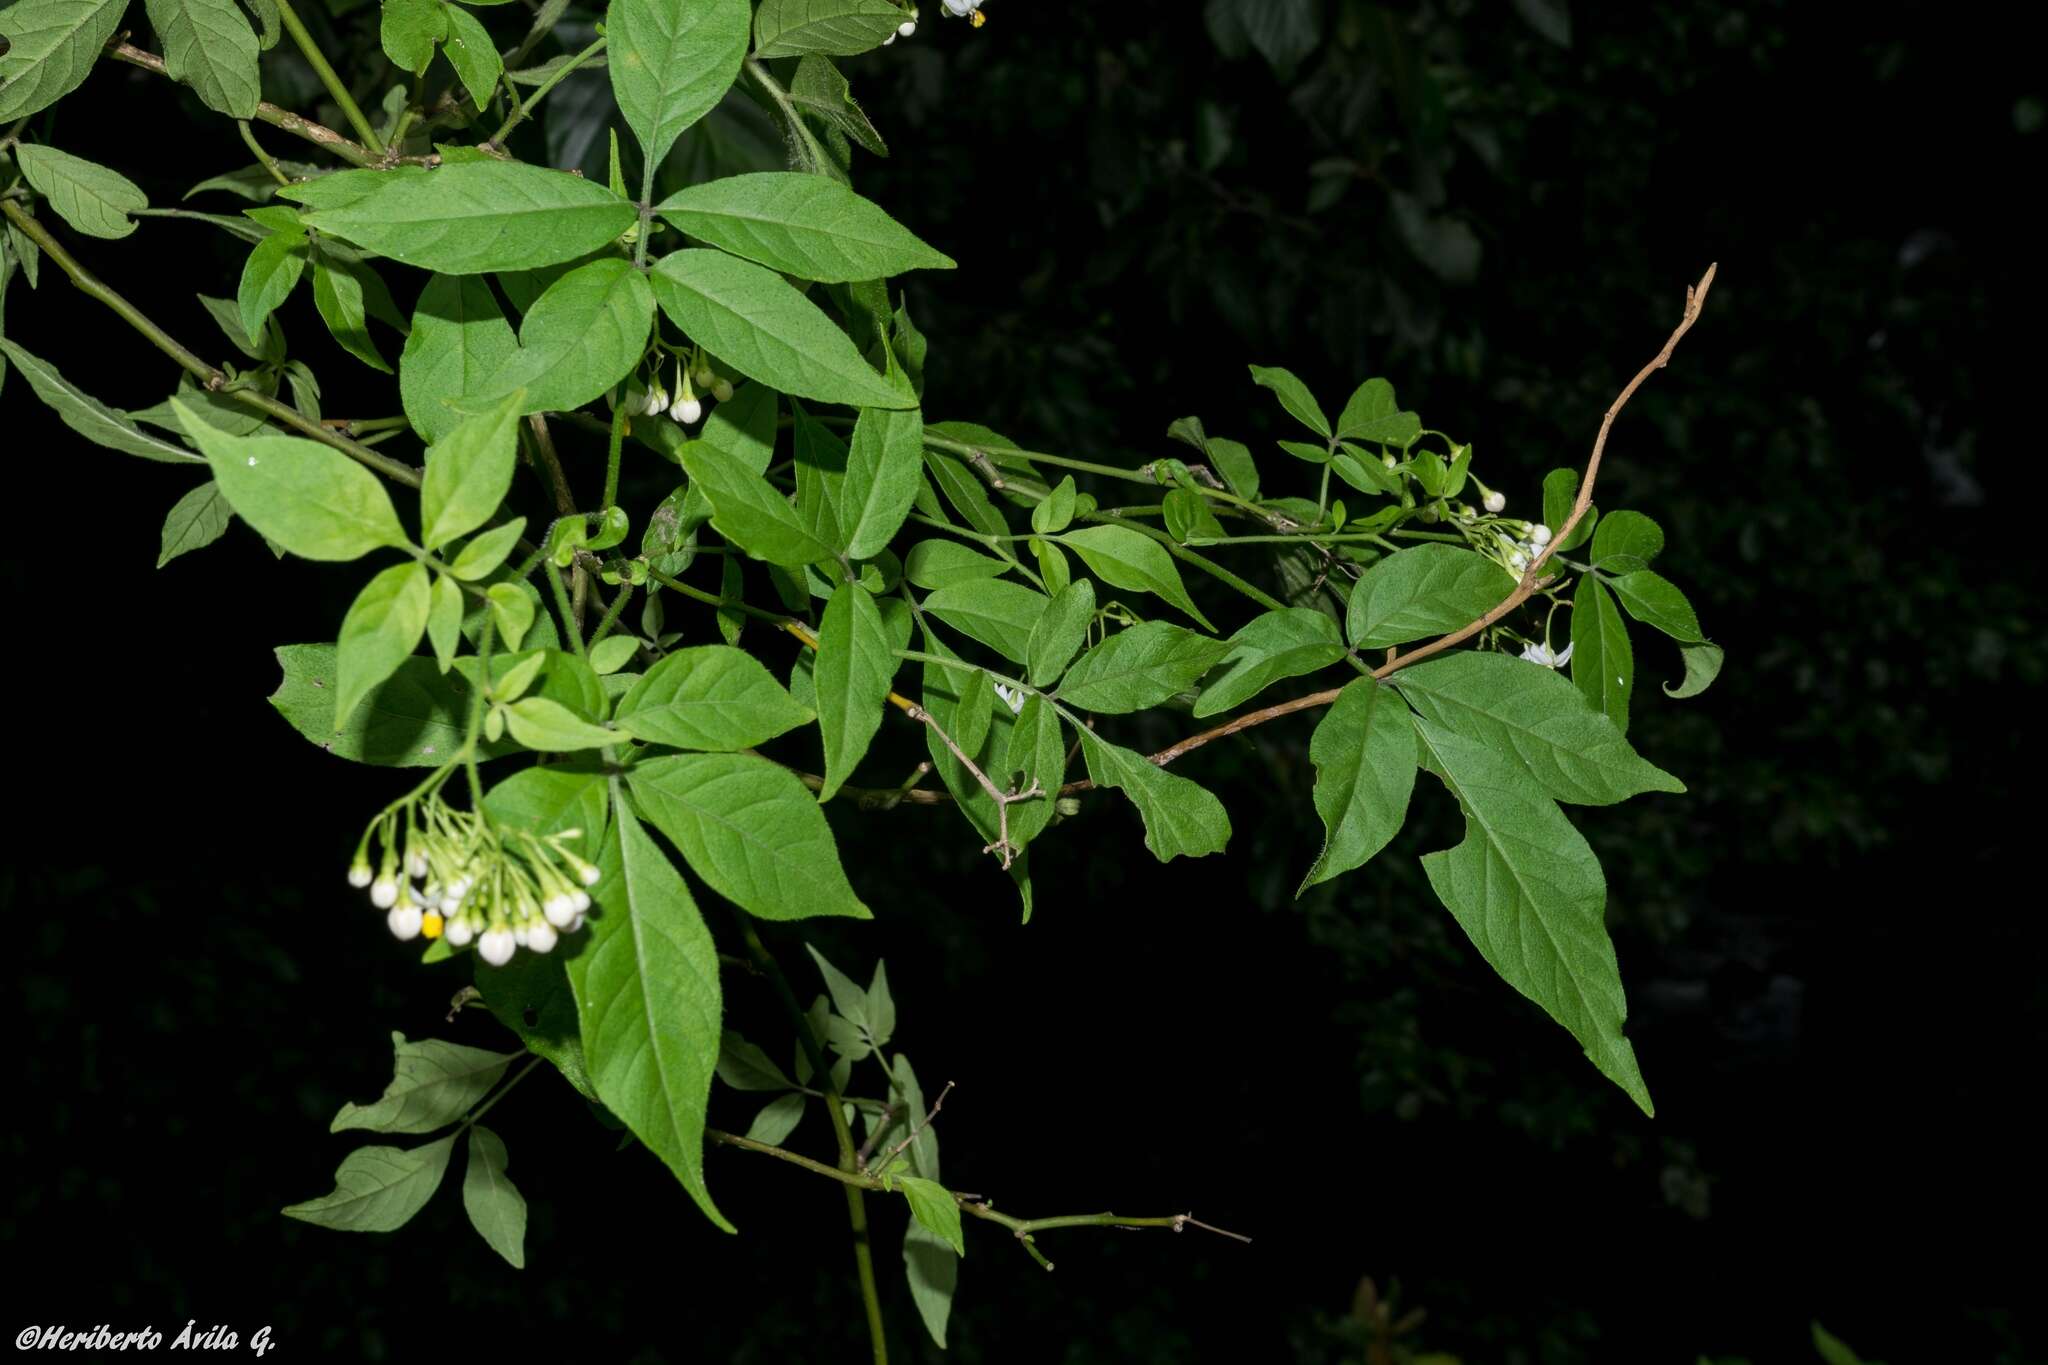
left=347, top=794, right=599, bottom=966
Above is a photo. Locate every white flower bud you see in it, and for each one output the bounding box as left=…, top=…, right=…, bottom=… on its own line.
left=513, top=923, right=531, bottom=948
left=478, top=927, right=517, bottom=967
left=543, top=894, right=580, bottom=929
left=405, top=850, right=429, bottom=880
left=576, top=862, right=601, bottom=887
left=943, top=0, right=977, bottom=14
left=883, top=31, right=895, bottom=44
left=572, top=889, right=593, bottom=913
left=644, top=385, right=668, bottom=417
left=568, top=912, right=587, bottom=933
left=1507, top=548, right=1529, bottom=572
left=444, top=915, right=476, bottom=947
left=1382, top=452, right=1398, bottom=470
left=348, top=862, right=373, bottom=889
left=898, top=18, right=916, bottom=37
left=370, top=876, right=399, bottom=909
left=526, top=920, right=560, bottom=954
left=711, top=378, right=734, bottom=402
left=1529, top=523, right=1552, bottom=546
left=387, top=905, right=424, bottom=941
left=1483, top=490, right=1506, bottom=514
left=671, top=396, right=703, bottom=425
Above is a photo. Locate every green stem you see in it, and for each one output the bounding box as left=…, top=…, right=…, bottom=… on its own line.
left=545, top=561, right=588, bottom=660
left=236, top=121, right=291, bottom=186
left=647, top=568, right=788, bottom=625
left=269, top=0, right=386, bottom=155
left=0, top=200, right=420, bottom=487
left=734, top=918, right=890, bottom=1365
left=602, top=396, right=627, bottom=510
left=589, top=582, right=634, bottom=648
left=745, top=57, right=834, bottom=178
left=107, top=43, right=382, bottom=168
left=463, top=615, right=499, bottom=809
left=459, top=1056, right=543, bottom=1132
left=490, top=35, right=606, bottom=146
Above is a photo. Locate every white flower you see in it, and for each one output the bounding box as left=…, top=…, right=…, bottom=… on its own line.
left=1528, top=523, right=1552, bottom=547
left=897, top=18, right=917, bottom=38
left=478, top=927, right=516, bottom=967
left=405, top=850, right=429, bottom=880
left=444, top=916, right=476, bottom=948
left=992, top=682, right=1026, bottom=714
left=526, top=920, right=560, bottom=954
left=369, top=876, right=399, bottom=910
left=386, top=905, right=424, bottom=941
left=943, top=0, right=981, bottom=14
left=671, top=395, right=703, bottom=425
left=543, top=894, right=579, bottom=929
left=1483, top=490, right=1506, bottom=514
left=643, top=385, right=668, bottom=417
left=1519, top=640, right=1574, bottom=669
left=347, top=862, right=373, bottom=889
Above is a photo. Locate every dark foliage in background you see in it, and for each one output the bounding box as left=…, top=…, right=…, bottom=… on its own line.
left=6, top=1, right=2043, bottom=1359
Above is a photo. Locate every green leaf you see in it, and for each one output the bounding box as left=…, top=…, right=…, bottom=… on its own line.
left=654, top=173, right=953, bottom=283
left=565, top=799, right=733, bottom=1231
left=270, top=645, right=497, bottom=765
left=502, top=696, right=623, bottom=750
left=426, top=573, right=463, bottom=670
left=1591, top=509, right=1663, bottom=569
left=895, top=1175, right=965, bottom=1256
left=629, top=752, right=872, bottom=920
left=1193, top=607, right=1345, bottom=718
left=608, top=0, right=748, bottom=168
left=789, top=53, right=887, bottom=156
left=0, top=339, right=200, bottom=462
left=614, top=645, right=813, bottom=750
left=401, top=274, right=519, bottom=442
left=333, top=561, right=431, bottom=731
left=436, top=2, right=501, bottom=111
left=589, top=634, right=640, bottom=675
left=180, top=402, right=409, bottom=558
left=237, top=229, right=308, bottom=341
left=158, top=479, right=234, bottom=567
left=1059, top=525, right=1214, bottom=630
left=752, top=0, right=901, bottom=58
left=331, top=1031, right=517, bottom=1134
left=921, top=578, right=1050, bottom=663
left=1570, top=574, right=1633, bottom=732
left=1161, top=486, right=1228, bottom=543
left=998, top=693, right=1065, bottom=849
left=478, top=257, right=655, bottom=415
left=904, top=539, right=1008, bottom=590
left=448, top=517, right=525, bottom=580
left=921, top=446, right=1010, bottom=538
left=650, top=249, right=913, bottom=410
left=1025, top=577, right=1095, bottom=687
left=1299, top=678, right=1416, bottom=891
left=1542, top=467, right=1596, bottom=552
left=478, top=765, right=609, bottom=1099
left=145, top=0, right=260, bottom=116
left=1392, top=651, right=1684, bottom=805
left=310, top=244, right=391, bottom=373
left=815, top=581, right=904, bottom=800
left=1345, top=545, right=1509, bottom=649
left=461, top=1125, right=527, bottom=1268
left=1664, top=642, right=1724, bottom=699
left=1412, top=718, right=1652, bottom=1115
left=196, top=289, right=274, bottom=361
left=0, top=0, right=129, bottom=122
left=15, top=143, right=147, bottom=238
left=791, top=403, right=848, bottom=553
left=297, top=163, right=637, bottom=274
left=487, top=581, right=536, bottom=649
left=1247, top=364, right=1329, bottom=439
left=379, top=0, right=445, bottom=73
left=675, top=436, right=835, bottom=566
left=744, top=1092, right=806, bottom=1144
left=1057, top=621, right=1228, bottom=714
left=420, top=389, right=522, bottom=550
left=716, top=1029, right=792, bottom=1091
left=839, top=403, right=925, bottom=559
left=281, top=1136, right=455, bottom=1231
left=804, top=943, right=870, bottom=1032
left=1076, top=728, right=1231, bottom=862
left=1609, top=570, right=1705, bottom=643
left=1811, top=1323, right=1881, bottom=1365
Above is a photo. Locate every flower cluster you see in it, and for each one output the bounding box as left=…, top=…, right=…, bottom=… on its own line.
left=348, top=796, right=600, bottom=966
left=884, top=0, right=985, bottom=44
left=620, top=353, right=734, bottom=429
left=1492, top=520, right=1553, bottom=576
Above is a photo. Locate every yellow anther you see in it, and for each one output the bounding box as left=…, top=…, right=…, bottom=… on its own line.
left=969, top=9, right=985, bottom=25
left=422, top=913, right=445, bottom=940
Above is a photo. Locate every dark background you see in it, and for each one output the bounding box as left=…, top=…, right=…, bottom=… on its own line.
left=5, top=1, right=2043, bottom=1361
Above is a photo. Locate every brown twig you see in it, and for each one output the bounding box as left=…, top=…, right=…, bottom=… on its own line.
left=107, top=42, right=390, bottom=169
left=868, top=1080, right=954, bottom=1176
